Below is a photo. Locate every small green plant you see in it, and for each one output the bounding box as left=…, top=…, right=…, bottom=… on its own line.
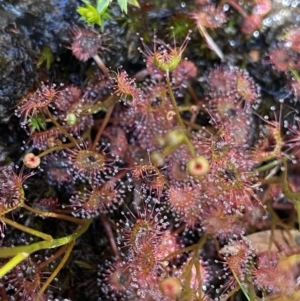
left=37, top=45, right=54, bottom=70
left=77, top=0, right=111, bottom=29
left=77, top=0, right=140, bottom=29
left=27, top=114, right=47, bottom=133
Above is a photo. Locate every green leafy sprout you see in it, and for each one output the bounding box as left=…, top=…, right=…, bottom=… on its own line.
left=77, top=0, right=140, bottom=29
left=28, top=114, right=47, bottom=133
left=37, top=45, right=54, bottom=70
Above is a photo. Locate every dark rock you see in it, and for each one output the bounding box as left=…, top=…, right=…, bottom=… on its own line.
left=0, top=0, right=80, bottom=122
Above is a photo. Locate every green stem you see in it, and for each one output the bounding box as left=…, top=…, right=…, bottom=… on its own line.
left=166, top=74, right=185, bottom=128
left=232, top=271, right=251, bottom=301
left=194, top=256, right=203, bottom=299
left=161, top=143, right=185, bottom=159
left=180, top=235, right=207, bottom=299
left=254, top=159, right=281, bottom=173
left=23, top=203, right=86, bottom=225
left=280, top=160, right=300, bottom=230
left=183, top=136, right=196, bottom=157
left=247, top=277, right=257, bottom=301
left=79, top=94, right=117, bottom=116
left=37, top=142, right=76, bottom=158
left=289, top=67, right=300, bottom=81
left=281, top=160, right=300, bottom=200
left=163, top=235, right=207, bottom=262
left=0, top=253, right=29, bottom=278
left=163, top=244, right=196, bottom=261
left=165, top=75, right=197, bottom=157
left=0, top=216, right=52, bottom=241
left=178, top=105, right=197, bottom=112
left=254, top=155, right=292, bottom=173
left=0, top=219, right=92, bottom=259
left=36, top=242, right=75, bottom=301
left=45, top=108, right=78, bottom=146
left=266, top=202, right=292, bottom=231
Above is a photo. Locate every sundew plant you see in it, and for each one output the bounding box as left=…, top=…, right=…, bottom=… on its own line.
left=0, top=0, right=300, bottom=300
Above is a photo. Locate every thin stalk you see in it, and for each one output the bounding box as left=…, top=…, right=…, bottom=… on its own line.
left=180, top=236, right=207, bottom=299
left=0, top=219, right=92, bottom=259
left=166, top=74, right=185, bottom=128
left=80, top=94, right=116, bottom=116
left=247, top=277, right=257, bottom=301
left=255, top=155, right=291, bottom=174
left=23, top=204, right=86, bottom=225
left=187, top=106, right=198, bottom=133
left=92, top=54, right=109, bottom=77
left=0, top=216, right=52, bottom=241
left=187, top=83, right=199, bottom=104
left=289, top=67, right=300, bottom=81
left=0, top=253, right=29, bottom=278
left=163, top=235, right=207, bottom=261
left=45, top=108, right=78, bottom=147
left=99, top=213, right=119, bottom=258
left=92, top=103, right=115, bottom=151
left=133, top=68, right=149, bottom=81
left=196, top=22, right=224, bottom=61
left=37, top=142, right=76, bottom=158
left=225, top=286, right=240, bottom=300
left=194, top=258, right=203, bottom=299
left=37, top=244, right=69, bottom=270
left=36, top=242, right=75, bottom=301
left=178, top=105, right=198, bottom=112
left=225, top=0, right=248, bottom=18
left=232, top=271, right=251, bottom=301
left=280, top=160, right=300, bottom=229
left=162, top=244, right=196, bottom=261
left=183, top=136, right=196, bottom=157
left=266, top=202, right=292, bottom=230
left=161, top=143, right=185, bottom=159
left=181, top=253, right=197, bottom=296
left=165, top=74, right=197, bottom=157
left=183, top=119, right=204, bottom=131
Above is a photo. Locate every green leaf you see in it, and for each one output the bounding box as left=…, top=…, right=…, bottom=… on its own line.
left=117, top=0, right=127, bottom=14
left=28, top=114, right=47, bottom=133
left=37, top=45, right=53, bottom=70
left=127, top=0, right=140, bottom=8
left=96, top=0, right=110, bottom=13
left=98, top=9, right=112, bottom=31
left=77, top=1, right=112, bottom=29
left=77, top=3, right=101, bottom=26
left=77, top=6, right=89, bottom=16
